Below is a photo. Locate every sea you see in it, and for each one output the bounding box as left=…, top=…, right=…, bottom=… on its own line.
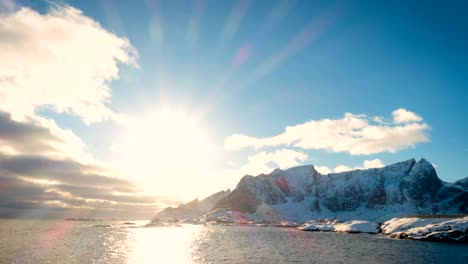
left=0, top=219, right=467, bottom=264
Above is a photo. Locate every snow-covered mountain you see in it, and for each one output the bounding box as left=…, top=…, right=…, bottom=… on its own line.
left=152, top=158, right=467, bottom=223
left=153, top=189, right=231, bottom=221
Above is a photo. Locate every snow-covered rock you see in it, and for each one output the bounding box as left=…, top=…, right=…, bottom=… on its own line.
left=298, top=220, right=380, bottom=234
left=334, top=220, right=380, bottom=234
left=298, top=222, right=336, bottom=232
left=198, top=208, right=248, bottom=224
left=381, top=216, right=468, bottom=242
left=215, top=165, right=316, bottom=214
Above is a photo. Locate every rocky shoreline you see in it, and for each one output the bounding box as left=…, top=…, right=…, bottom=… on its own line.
left=297, top=216, right=468, bottom=243
left=150, top=212, right=468, bottom=243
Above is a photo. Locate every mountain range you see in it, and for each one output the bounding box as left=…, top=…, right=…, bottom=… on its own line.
left=152, top=158, right=467, bottom=223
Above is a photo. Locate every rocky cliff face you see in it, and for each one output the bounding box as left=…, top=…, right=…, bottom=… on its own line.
left=433, top=177, right=468, bottom=214
left=216, top=165, right=315, bottom=213
left=153, top=158, right=467, bottom=222
left=314, top=158, right=443, bottom=214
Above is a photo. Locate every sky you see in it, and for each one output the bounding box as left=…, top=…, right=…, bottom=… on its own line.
left=0, top=0, right=467, bottom=219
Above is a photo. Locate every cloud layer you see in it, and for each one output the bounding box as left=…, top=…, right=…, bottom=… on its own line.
left=225, top=109, right=430, bottom=155
left=0, top=5, right=163, bottom=219
left=0, top=111, right=160, bottom=219
left=0, top=5, right=136, bottom=124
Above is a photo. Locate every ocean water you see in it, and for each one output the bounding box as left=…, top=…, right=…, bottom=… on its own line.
left=0, top=219, right=467, bottom=264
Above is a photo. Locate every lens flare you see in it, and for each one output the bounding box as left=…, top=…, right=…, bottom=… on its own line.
left=186, top=0, right=207, bottom=46
left=221, top=0, right=251, bottom=43
left=236, top=3, right=345, bottom=93
left=201, top=0, right=301, bottom=116
left=99, top=0, right=126, bottom=35
left=145, top=0, right=164, bottom=46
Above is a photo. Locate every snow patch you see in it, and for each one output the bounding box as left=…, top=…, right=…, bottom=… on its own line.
left=381, top=216, right=468, bottom=242
left=298, top=220, right=380, bottom=234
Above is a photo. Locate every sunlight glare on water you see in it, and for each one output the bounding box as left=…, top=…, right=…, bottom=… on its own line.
left=129, top=225, right=202, bottom=264
left=1, top=221, right=467, bottom=263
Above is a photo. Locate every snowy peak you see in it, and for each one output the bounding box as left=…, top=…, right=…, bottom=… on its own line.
left=213, top=157, right=465, bottom=221
left=152, top=158, right=467, bottom=222
left=273, top=164, right=316, bottom=176
left=401, top=158, right=442, bottom=207
left=453, top=178, right=468, bottom=190
left=217, top=164, right=318, bottom=211
left=380, top=158, right=416, bottom=175
left=408, top=158, right=438, bottom=179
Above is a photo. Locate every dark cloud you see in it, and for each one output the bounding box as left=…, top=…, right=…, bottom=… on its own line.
left=0, top=173, right=161, bottom=219
left=0, top=154, right=134, bottom=191
left=0, top=112, right=63, bottom=154
left=0, top=111, right=168, bottom=219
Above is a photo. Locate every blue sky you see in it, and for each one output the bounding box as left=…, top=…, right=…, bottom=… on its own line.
left=0, top=0, right=467, bottom=217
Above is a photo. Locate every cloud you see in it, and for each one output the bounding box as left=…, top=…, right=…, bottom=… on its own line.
left=220, top=149, right=308, bottom=186
left=0, top=5, right=137, bottom=124
left=314, top=158, right=384, bottom=174
left=0, top=173, right=161, bottom=219
left=0, top=112, right=92, bottom=163
left=363, top=158, right=384, bottom=169
left=0, top=111, right=162, bottom=219
left=0, top=155, right=128, bottom=190
left=314, top=165, right=332, bottom=174
left=0, top=171, right=161, bottom=219
left=242, top=149, right=308, bottom=175
left=392, top=108, right=423, bottom=124
left=332, top=165, right=353, bottom=173
left=225, top=109, right=430, bottom=155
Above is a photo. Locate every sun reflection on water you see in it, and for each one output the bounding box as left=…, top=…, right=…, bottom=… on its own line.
left=128, top=225, right=203, bottom=264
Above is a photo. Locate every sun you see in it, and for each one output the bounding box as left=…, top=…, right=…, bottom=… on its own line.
left=119, top=108, right=214, bottom=200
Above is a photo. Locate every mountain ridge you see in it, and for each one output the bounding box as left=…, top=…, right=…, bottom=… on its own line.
left=152, top=158, right=467, bottom=223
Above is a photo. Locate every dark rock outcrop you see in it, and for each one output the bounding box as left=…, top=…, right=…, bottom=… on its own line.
left=215, top=177, right=261, bottom=213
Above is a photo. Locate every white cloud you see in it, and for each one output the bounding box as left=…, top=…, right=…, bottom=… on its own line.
left=372, top=116, right=385, bottom=124
left=333, top=165, right=353, bottom=173
left=243, top=149, right=308, bottom=175
left=314, top=165, right=332, bottom=174
left=220, top=149, right=308, bottom=185
left=225, top=109, right=430, bottom=155
left=392, top=108, right=423, bottom=124
left=363, top=158, right=384, bottom=169
left=314, top=158, right=384, bottom=174
left=0, top=5, right=137, bottom=124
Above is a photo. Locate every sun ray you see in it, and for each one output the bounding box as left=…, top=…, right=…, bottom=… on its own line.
left=198, top=0, right=300, bottom=118
left=221, top=0, right=251, bottom=43
left=198, top=2, right=345, bottom=119
left=99, top=0, right=126, bottom=35
left=186, top=0, right=207, bottom=46
left=146, top=0, right=164, bottom=46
